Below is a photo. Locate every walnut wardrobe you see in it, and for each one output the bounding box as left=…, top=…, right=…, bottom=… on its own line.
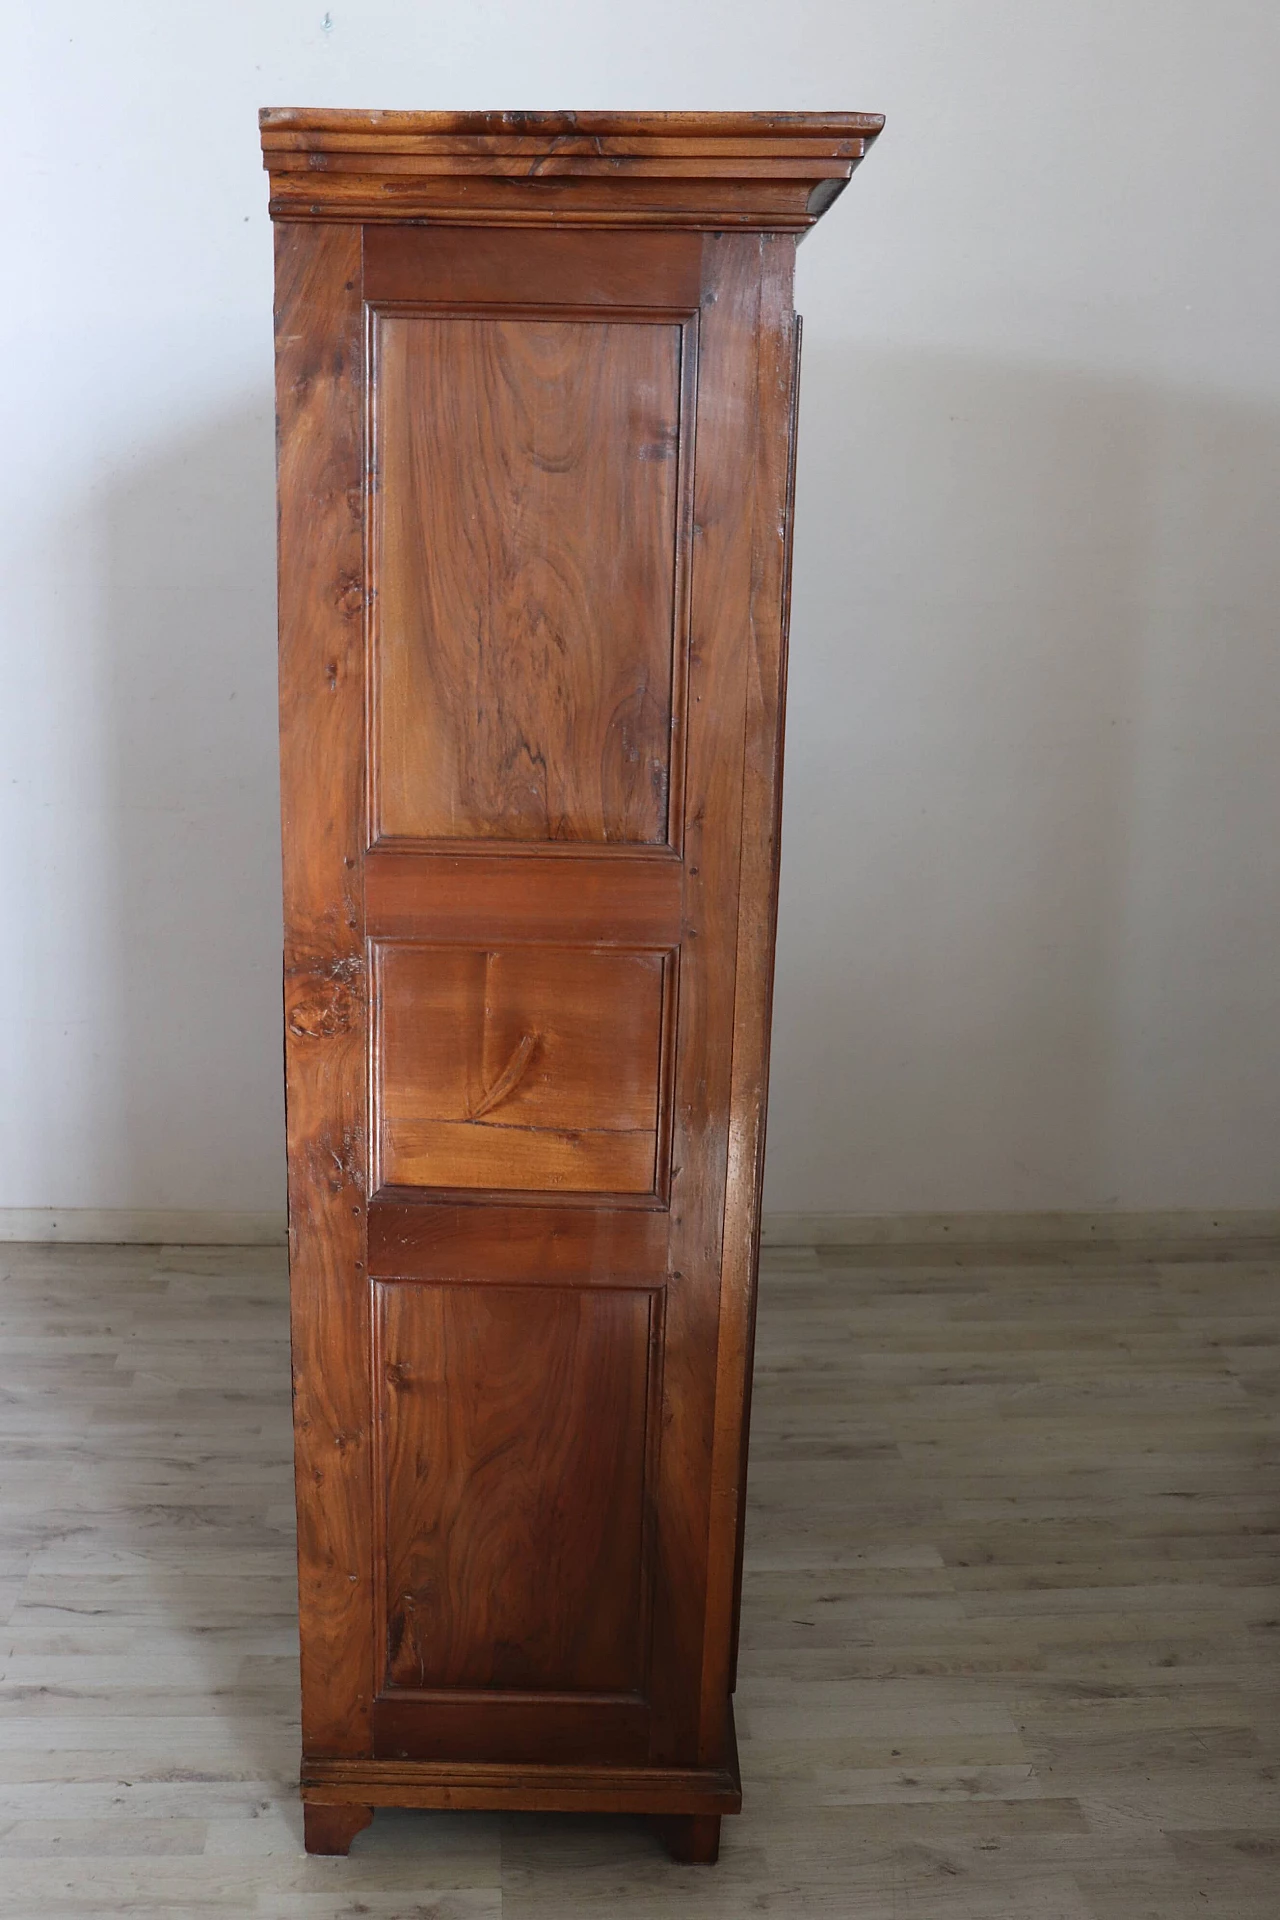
left=260, top=107, right=883, bottom=1863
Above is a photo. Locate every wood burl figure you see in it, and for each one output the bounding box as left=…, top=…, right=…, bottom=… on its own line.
left=261, top=107, right=883, bottom=1864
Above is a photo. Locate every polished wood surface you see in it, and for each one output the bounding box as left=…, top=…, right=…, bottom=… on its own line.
left=378, top=1281, right=654, bottom=1696
left=3, top=1235, right=1276, bottom=1911
left=373, top=312, right=684, bottom=845
left=364, top=224, right=705, bottom=310
left=260, top=108, right=884, bottom=229
left=364, top=846, right=683, bottom=946
left=266, top=108, right=880, bottom=1855
left=273, top=220, right=373, bottom=1762
left=375, top=944, right=669, bottom=1194
left=367, top=1200, right=670, bottom=1283
left=301, top=1799, right=373, bottom=1857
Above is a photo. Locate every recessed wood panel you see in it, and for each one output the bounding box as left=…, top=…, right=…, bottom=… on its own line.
left=372, top=312, right=686, bottom=845
left=377, top=1282, right=655, bottom=1693
left=375, top=944, right=668, bottom=1194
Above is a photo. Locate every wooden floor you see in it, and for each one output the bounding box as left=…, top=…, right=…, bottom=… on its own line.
left=1, top=1237, right=1277, bottom=1916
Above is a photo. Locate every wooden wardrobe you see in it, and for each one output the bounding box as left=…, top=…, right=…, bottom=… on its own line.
left=261, top=107, right=882, bottom=1863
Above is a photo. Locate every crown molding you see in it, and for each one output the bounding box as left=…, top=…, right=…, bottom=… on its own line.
left=259, top=108, right=884, bottom=229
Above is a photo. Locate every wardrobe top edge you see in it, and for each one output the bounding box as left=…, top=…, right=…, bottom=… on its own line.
left=259, top=108, right=885, bottom=141
left=259, top=110, right=884, bottom=231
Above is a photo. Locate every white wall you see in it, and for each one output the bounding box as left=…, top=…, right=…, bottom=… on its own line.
left=3, top=2, right=1277, bottom=1219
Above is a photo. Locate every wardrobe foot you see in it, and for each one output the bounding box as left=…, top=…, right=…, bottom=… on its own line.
left=303, top=1799, right=374, bottom=1855
left=651, top=1813, right=721, bottom=1863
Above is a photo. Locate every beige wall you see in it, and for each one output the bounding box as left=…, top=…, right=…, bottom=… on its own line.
left=3, top=3, right=1277, bottom=1217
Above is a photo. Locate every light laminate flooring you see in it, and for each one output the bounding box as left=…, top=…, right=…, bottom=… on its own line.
left=0, top=1237, right=1276, bottom=1916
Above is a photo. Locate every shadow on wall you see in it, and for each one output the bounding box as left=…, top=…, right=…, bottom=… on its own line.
left=75, top=351, right=1280, bottom=1220
left=766, top=343, right=1280, bottom=1214
left=96, top=397, right=284, bottom=1216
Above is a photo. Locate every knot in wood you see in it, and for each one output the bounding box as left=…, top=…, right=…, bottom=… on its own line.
left=287, top=974, right=360, bottom=1039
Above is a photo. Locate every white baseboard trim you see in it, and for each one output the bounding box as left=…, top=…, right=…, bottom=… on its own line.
left=0, top=1209, right=288, bottom=1245
left=760, top=1209, right=1280, bottom=1248
left=0, top=1207, right=1275, bottom=1251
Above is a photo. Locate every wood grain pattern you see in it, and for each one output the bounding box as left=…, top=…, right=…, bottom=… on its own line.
left=364, top=224, right=704, bottom=310
left=375, top=944, right=668, bottom=1195
left=266, top=172, right=853, bottom=230
left=259, top=108, right=884, bottom=230
left=728, top=309, right=803, bottom=1696
left=273, top=220, right=373, bottom=1761
left=702, top=239, right=800, bottom=1756
left=304, top=1745, right=739, bottom=1815
left=364, top=846, right=683, bottom=946
left=377, top=1282, right=655, bottom=1693
left=368, top=1201, right=669, bottom=1281
left=644, top=235, right=761, bottom=1769
left=302, top=1799, right=373, bottom=1855
left=371, top=1692, right=651, bottom=1766
left=380, top=1121, right=654, bottom=1197
left=263, top=107, right=882, bottom=134
left=372, top=312, right=684, bottom=845
left=265, top=110, right=880, bottom=1853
